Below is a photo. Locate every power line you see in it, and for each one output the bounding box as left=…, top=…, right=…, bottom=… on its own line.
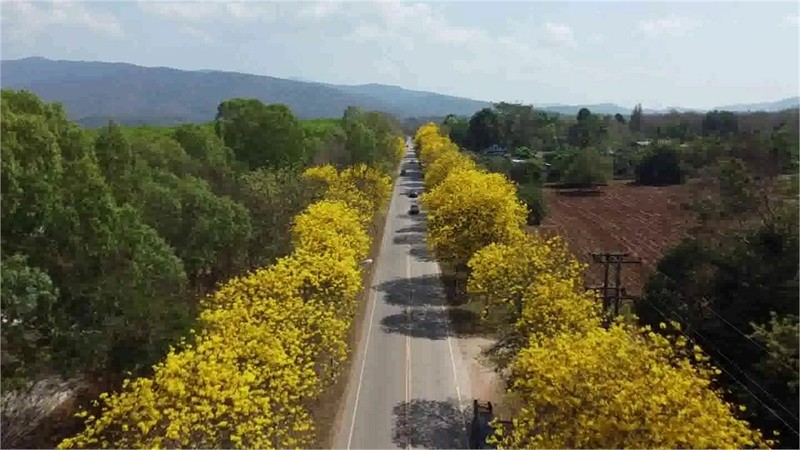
left=641, top=295, right=798, bottom=422
left=653, top=271, right=798, bottom=374
left=701, top=302, right=798, bottom=372
left=678, top=315, right=799, bottom=423
left=640, top=296, right=800, bottom=436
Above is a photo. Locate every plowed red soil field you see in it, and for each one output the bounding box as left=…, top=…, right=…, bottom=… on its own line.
left=533, top=181, right=698, bottom=296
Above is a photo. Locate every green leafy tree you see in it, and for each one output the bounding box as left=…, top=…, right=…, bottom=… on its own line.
left=1, top=254, right=58, bottom=385
left=509, top=160, right=541, bottom=185
left=750, top=313, right=800, bottom=394
left=468, top=108, right=502, bottom=150
left=702, top=110, right=739, bottom=137
left=638, top=159, right=799, bottom=446
left=1, top=98, right=63, bottom=250
left=2, top=90, right=192, bottom=377
left=635, top=144, right=684, bottom=185
left=442, top=114, right=470, bottom=148
left=629, top=103, right=643, bottom=133
left=511, top=146, right=534, bottom=159
left=173, top=124, right=238, bottom=192
left=214, top=98, right=306, bottom=169
left=518, top=182, right=547, bottom=225
left=562, top=148, right=612, bottom=187
left=239, top=168, right=321, bottom=268
left=136, top=171, right=251, bottom=291
left=495, top=102, right=537, bottom=149
left=567, top=108, right=608, bottom=148
left=535, top=122, right=560, bottom=152
left=344, top=119, right=378, bottom=165
left=94, top=121, right=135, bottom=202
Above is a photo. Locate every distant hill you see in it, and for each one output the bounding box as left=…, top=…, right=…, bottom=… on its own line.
left=713, top=96, right=800, bottom=112
left=0, top=57, right=490, bottom=127
left=328, top=83, right=491, bottom=118
left=535, top=99, right=799, bottom=116
left=534, top=103, right=631, bottom=116
left=2, top=57, right=796, bottom=127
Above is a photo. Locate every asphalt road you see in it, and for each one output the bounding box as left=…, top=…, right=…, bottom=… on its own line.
left=333, top=138, right=474, bottom=449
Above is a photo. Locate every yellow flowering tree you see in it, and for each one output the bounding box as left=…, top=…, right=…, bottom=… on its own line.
left=409, top=123, right=767, bottom=450
left=339, top=164, right=392, bottom=215
left=413, top=122, right=439, bottom=154
left=59, top=292, right=323, bottom=449
left=392, top=136, right=406, bottom=166
left=422, top=168, right=527, bottom=268
left=467, top=233, right=584, bottom=322
left=301, top=163, right=391, bottom=227
left=424, top=148, right=477, bottom=189
left=61, top=157, right=394, bottom=449
left=301, top=164, right=338, bottom=187
left=493, top=324, right=771, bottom=449
left=467, top=233, right=597, bottom=368
left=516, top=274, right=600, bottom=344
left=292, top=199, right=370, bottom=263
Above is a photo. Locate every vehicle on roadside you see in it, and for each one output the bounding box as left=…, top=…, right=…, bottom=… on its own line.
left=469, top=400, right=497, bottom=449
left=408, top=190, right=418, bottom=198
left=409, top=204, right=419, bottom=215
left=400, top=169, right=406, bottom=175
left=469, top=399, right=512, bottom=449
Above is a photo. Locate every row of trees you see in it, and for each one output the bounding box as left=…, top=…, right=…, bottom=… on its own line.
left=1, top=90, right=403, bottom=446
left=414, top=123, right=773, bottom=448
left=635, top=155, right=799, bottom=446
left=448, top=103, right=798, bottom=154
left=439, top=103, right=799, bottom=189
left=59, top=162, right=399, bottom=448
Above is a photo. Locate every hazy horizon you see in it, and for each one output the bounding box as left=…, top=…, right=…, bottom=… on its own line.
left=2, top=1, right=798, bottom=110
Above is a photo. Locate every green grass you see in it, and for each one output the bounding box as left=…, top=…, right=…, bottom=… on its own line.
left=84, top=119, right=341, bottom=146
left=301, top=118, right=342, bottom=140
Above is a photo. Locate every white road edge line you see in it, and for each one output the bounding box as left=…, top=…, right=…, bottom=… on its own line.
left=346, top=171, right=396, bottom=450
left=435, top=262, right=469, bottom=445
left=406, top=250, right=412, bottom=450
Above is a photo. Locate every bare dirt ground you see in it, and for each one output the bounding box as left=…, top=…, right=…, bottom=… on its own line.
left=533, top=181, right=698, bottom=296
left=453, top=337, right=508, bottom=416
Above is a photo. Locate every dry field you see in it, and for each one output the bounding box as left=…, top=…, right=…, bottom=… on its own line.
left=533, top=181, right=699, bottom=296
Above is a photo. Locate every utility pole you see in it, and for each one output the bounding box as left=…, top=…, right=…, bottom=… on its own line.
left=586, top=252, right=641, bottom=326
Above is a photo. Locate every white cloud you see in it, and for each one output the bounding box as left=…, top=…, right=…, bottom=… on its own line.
left=544, top=22, right=576, bottom=47
left=137, top=1, right=219, bottom=22
left=2, top=0, right=123, bottom=42
left=179, top=25, right=214, bottom=44
left=588, top=34, right=605, bottom=45
left=138, top=1, right=278, bottom=23
left=343, top=1, right=580, bottom=84
left=636, top=16, right=702, bottom=37
left=297, top=1, right=341, bottom=21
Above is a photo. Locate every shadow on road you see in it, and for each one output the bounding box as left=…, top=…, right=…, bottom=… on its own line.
left=395, top=224, right=426, bottom=234
left=393, top=233, right=426, bottom=246
left=381, top=309, right=451, bottom=340
left=391, top=210, right=434, bottom=262
left=392, top=398, right=468, bottom=449
left=409, top=245, right=436, bottom=262
left=380, top=307, right=483, bottom=340
left=378, top=275, right=444, bottom=307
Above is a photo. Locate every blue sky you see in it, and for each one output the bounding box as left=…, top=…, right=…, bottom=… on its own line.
left=2, top=1, right=798, bottom=109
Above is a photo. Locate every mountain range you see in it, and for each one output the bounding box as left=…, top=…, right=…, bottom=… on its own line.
left=1, top=57, right=797, bottom=127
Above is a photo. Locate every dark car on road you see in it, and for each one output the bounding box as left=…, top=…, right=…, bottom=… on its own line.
left=400, top=169, right=406, bottom=175
left=469, top=400, right=497, bottom=449
left=408, top=190, right=418, bottom=198
left=409, top=204, right=419, bottom=215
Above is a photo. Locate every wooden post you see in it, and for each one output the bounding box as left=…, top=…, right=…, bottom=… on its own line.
left=588, top=252, right=642, bottom=326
